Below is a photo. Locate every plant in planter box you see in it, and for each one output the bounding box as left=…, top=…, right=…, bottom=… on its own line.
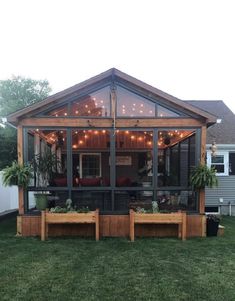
left=206, top=214, right=221, bottom=236
left=2, top=161, right=33, bottom=188
left=33, top=149, right=61, bottom=210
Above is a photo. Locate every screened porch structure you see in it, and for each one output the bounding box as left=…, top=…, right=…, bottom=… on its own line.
left=8, top=68, right=217, bottom=237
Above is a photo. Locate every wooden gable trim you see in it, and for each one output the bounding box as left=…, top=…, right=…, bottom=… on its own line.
left=7, top=68, right=217, bottom=125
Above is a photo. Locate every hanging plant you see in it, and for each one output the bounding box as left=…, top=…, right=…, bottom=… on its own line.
left=2, top=161, right=33, bottom=188
left=190, top=164, right=218, bottom=190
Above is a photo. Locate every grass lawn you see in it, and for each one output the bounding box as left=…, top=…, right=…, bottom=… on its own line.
left=0, top=217, right=235, bottom=301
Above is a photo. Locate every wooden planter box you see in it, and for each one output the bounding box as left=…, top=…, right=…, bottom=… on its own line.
left=41, top=209, right=99, bottom=241
left=129, top=209, right=187, bottom=241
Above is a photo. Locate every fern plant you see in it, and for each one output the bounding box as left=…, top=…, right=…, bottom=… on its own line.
left=2, top=161, right=33, bottom=188
left=190, top=164, right=218, bottom=189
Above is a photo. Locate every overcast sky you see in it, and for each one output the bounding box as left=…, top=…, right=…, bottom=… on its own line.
left=0, top=0, right=235, bottom=113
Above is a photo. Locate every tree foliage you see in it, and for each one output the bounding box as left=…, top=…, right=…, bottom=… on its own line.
left=0, top=76, right=51, bottom=116
left=0, top=76, right=51, bottom=169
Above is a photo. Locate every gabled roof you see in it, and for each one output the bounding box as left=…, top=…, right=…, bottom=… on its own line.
left=7, top=68, right=217, bottom=125
left=186, top=100, right=235, bottom=144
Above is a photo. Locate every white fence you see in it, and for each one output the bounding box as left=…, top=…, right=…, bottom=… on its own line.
left=0, top=171, right=18, bottom=213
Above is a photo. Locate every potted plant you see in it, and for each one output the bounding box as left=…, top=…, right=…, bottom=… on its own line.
left=33, top=149, right=61, bottom=210
left=2, top=161, right=33, bottom=188
left=190, top=164, right=218, bottom=189
left=206, top=214, right=221, bottom=236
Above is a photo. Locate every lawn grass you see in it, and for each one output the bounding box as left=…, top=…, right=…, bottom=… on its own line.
left=0, top=217, right=235, bottom=301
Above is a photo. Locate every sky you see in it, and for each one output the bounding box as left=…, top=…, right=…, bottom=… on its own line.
left=0, top=0, right=235, bottom=112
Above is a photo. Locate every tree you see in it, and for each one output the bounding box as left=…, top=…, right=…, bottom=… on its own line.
left=0, top=76, right=51, bottom=116
left=0, top=76, right=51, bottom=169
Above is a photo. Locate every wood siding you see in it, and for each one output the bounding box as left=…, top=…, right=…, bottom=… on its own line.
left=19, top=214, right=205, bottom=238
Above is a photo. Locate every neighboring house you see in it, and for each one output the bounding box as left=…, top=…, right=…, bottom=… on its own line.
left=187, top=100, right=235, bottom=216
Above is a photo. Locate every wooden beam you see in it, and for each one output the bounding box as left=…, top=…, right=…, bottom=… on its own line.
left=200, top=125, right=207, bottom=164
left=116, top=118, right=204, bottom=128
left=17, top=125, right=23, bottom=164
left=19, top=117, right=205, bottom=128
left=199, top=125, right=207, bottom=214
left=17, top=126, right=24, bottom=215
left=19, top=118, right=113, bottom=127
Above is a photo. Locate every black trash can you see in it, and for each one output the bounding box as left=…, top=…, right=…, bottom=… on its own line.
left=206, top=215, right=220, bottom=236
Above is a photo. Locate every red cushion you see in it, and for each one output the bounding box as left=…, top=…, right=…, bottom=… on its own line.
left=116, top=177, right=131, bottom=187
left=80, top=178, right=101, bottom=186
left=54, top=178, right=67, bottom=186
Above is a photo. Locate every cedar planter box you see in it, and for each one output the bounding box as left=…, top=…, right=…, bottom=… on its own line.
left=41, top=209, right=99, bottom=241
left=129, top=209, right=187, bottom=241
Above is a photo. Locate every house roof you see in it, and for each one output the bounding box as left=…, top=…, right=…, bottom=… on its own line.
left=7, top=68, right=217, bottom=125
left=186, top=100, right=235, bottom=144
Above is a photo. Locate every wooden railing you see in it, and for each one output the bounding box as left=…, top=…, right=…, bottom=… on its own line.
left=41, top=209, right=99, bottom=241
left=129, top=209, right=187, bottom=241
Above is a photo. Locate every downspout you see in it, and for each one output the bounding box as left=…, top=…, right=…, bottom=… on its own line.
left=228, top=201, right=232, bottom=216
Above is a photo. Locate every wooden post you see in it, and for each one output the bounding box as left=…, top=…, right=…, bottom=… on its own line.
left=41, top=210, right=46, bottom=241
left=95, top=209, right=99, bottom=241
left=16, top=216, right=22, bottom=236
left=199, top=125, right=207, bottom=214
left=177, top=210, right=182, bottom=239
left=182, top=212, right=187, bottom=241
left=129, top=209, right=135, bottom=242
left=201, top=214, right=206, bottom=237
left=17, top=125, right=25, bottom=215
